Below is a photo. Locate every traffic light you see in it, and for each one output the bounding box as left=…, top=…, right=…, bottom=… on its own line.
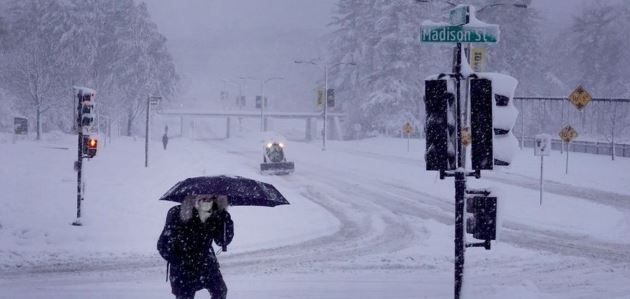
left=82, top=135, right=98, bottom=158
left=465, top=193, right=497, bottom=245
left=470, top=73, right=519, bottom=169
left=327, top=88, right=335, bottom=108
left=255, top=96, right=268, bottom=108
left=470, top=78, right=493, bottom=169
left=236, top=96, right=246, bottom=107
left=424, top=79, right=456, bottom=171
left=81, top=102, right=94, bottom=127
left=78, top=89, right=96, bottom=128
left=316, top=89, right=324, bottom=107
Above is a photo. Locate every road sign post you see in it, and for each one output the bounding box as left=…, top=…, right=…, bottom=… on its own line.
left=403, top=122, right=413, bottom=152
left=534, top=134, right=551, bottom=205
left=559, top=126, right=577, bottom=174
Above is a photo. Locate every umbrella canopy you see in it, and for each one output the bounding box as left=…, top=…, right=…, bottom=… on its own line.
left=159, top=175, right=290, bottom=207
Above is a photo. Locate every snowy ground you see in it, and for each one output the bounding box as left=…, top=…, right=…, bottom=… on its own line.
left=1, top=131, right=629, bottom=298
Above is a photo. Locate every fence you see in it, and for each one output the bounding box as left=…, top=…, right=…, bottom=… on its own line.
left=520, top=137, right=630, bottom=158
left=513, top=96, right=630, bottom=159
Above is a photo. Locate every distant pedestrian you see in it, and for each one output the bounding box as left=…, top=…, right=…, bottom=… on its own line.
left=162, top=133, right=169, bottom=150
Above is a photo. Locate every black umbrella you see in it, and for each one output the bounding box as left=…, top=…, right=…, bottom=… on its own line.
left=159, top=175, right=290, bottom=207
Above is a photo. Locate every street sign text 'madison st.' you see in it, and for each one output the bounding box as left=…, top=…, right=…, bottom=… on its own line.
left=421, top=24, right=499, bottom=43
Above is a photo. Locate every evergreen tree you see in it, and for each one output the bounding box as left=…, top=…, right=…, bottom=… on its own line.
left=475, top=0, right=545, bottom=96
left=328, top=0, right=442, bottom=136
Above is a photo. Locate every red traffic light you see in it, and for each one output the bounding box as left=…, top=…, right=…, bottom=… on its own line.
left=82, top=136, right=98, bottom=158
left=87, top=138, right=97, bottom=149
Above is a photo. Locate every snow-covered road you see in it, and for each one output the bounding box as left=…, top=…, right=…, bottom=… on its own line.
left=1, top=134, right=629, bottom=298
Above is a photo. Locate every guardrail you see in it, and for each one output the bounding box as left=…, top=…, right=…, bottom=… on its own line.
left=520, top=137, right=630, bottom=158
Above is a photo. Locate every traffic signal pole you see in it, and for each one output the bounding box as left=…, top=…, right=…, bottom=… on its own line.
left=73, top=93, right=84, bottom=226
left=453, top=42, right=466, bottom=299
left=72, top=87, right=98, bottom=226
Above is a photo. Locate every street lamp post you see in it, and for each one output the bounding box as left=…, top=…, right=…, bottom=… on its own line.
left=240, top=76, right=284, bottom=131
left=145, top=96, right=161, bottom=168
left=294, top=59, right=356, bottom=151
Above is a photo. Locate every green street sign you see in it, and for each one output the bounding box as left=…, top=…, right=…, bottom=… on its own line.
left=420, top=24, right=499, bottom=43
left=449, top=6, right=469, bottom=26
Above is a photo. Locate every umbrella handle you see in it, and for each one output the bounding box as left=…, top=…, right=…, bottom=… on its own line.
left=222, top=221, right=228, bottom=252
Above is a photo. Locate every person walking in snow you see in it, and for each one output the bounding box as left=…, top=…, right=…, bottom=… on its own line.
left=162, top=132, right=169, bottom=150
left=158, top=194, right=233, bottom=299
left=162, top=125, right=169, bottom=150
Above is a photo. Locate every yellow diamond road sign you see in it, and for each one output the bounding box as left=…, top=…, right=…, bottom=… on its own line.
left=569, top=85, right=592, bottom=111
left=403, top=122, right=413, bottom=135
left=559, top=125, right=578, bottom=143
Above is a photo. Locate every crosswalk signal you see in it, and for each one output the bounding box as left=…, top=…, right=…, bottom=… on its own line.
left=470, top=74, right=519, bottom=169
left=424, top=79, right=456, bottom=171
left=465, top=194, right=497, bottom=248
left=82, top=136, right=98, bottom=158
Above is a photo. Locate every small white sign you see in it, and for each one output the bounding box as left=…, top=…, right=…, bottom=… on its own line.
left=534, top=134, right=551, bottom=156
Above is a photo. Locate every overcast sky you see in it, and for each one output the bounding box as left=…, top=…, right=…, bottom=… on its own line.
left=143, top=0, right=593, bottom=110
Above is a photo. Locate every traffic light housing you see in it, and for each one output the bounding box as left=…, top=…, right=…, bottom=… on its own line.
left=470, top=73, right=519, bottom=169
left=81, top=102, right=94, bottom=127
left=77, top=89, right=96, bottom=129
left=470, top=78, right=493, bottom=169
left=424, top=79, right=456, bottom=171
left=255, top=96, right=268, bottom=109
left=82, top=136, right=98, bottom=158
left=327, top=88, right=335, bottom=108
left=466, top=194, right=497, bottom=244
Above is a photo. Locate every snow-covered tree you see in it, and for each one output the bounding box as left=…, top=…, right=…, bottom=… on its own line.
left=474, top=0, right=545, bottom=96
left=1, top=0, right=69, bottom=140
left=564, top=2, right=630, bottom=97
left=0, top=0, right=178, bottom=137
left=328, top=0, right=443, bottom=137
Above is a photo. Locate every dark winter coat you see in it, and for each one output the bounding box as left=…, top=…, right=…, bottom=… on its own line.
left=157, top=205, right=234, bottom=295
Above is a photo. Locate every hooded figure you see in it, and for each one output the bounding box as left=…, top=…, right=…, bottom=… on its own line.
left=158, top=195, right=234, bottom=299
left=162, top=133, right=169, bottom=150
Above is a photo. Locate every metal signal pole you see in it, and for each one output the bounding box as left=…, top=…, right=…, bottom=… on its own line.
left=73, top=92, right=83, bottom=226
left=453, top=41, right=466, bottom=299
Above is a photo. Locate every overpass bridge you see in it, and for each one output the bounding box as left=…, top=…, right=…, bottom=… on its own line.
left=157, top=110, right=347, bottom=141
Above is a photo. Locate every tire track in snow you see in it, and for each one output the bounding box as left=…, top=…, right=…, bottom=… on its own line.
left=339, top=148, right=630, bottom=211
left=219, top=142, right=630, bottom=267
